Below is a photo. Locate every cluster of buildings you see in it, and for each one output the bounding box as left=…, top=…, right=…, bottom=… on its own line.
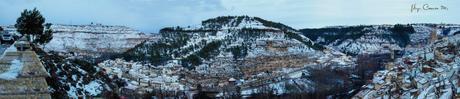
left=354, top=28, right=460, bottom=99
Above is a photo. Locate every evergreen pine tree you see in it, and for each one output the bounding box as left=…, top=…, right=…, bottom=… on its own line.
left=15, top=8, right=46, bottom=42
left=35, top=23, right=53, bottom=45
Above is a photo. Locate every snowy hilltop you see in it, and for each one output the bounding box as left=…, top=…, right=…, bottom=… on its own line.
left=122, top=16, right=344, bottom=67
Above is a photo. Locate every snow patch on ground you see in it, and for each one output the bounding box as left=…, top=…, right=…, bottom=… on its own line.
left=67, top=86, right=78, bottom=98
left=84, top=80, right=103, bottom=96
left=0, top=59, right=23, bottom=80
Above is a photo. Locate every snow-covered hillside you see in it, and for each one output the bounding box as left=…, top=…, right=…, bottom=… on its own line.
left=111, top=16, right=353, bottom=97
left=35, top=48, right=126, bottom=98
left=124, top=16, right=331, bottom=65
left=301, top=24, right=460, bottom=55
left=43, top=24, right=152, bottom=58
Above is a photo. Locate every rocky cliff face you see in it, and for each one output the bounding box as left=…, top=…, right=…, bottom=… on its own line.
left=43, top=24, right=153, bottom=59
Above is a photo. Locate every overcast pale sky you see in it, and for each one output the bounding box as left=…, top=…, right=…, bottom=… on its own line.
left=1, top=0, right=459, bottom=33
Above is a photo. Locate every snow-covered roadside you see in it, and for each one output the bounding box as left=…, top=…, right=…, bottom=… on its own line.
left=0, top=43, right=17, bottom=58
